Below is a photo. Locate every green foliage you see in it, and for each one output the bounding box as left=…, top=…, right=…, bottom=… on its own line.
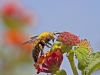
left=84, top=52, right=100, bottom=75
left=51, top=42, right=61, bottom=52
left=61, top=44, right=72, bottom=53
left=51, top=42, right=72, bottom=53
left=53, top=69, right=67, bottom=75
left=3, top=17, right=24, bottom=29
left=75, top=47, right=89, bottom=70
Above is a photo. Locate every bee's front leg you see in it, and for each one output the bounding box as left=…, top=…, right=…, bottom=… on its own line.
left=46, top=44, right=51, bottom=48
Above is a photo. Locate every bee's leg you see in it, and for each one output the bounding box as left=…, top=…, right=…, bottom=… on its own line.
left=53, top=32, right=61, bottom=37
left=55, top=32, right=61, bottom=34
left=46, top=44, right=51, bottom=48
left=40, top=49, right=44, bottom=55
left=39, top=44, right=44, bottom=55
left=43, top=41, right=51, bottom=48
left=52, top=38, right=55, bottom=43
left=41, top=40, right=51, bottom=48
left=47, top=42, right=52, bottom=46
left=47, top=44, right=52, bottom=48
left=53, top=31, right=61, bottom=35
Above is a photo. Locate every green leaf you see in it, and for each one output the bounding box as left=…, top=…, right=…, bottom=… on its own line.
left=84, top=52, right=100, bottom=75
left=61, top=44, right=72, bottom=53
left=75, top=47, right=89, bottom=70
left=53, top=69, right=67, bottom=75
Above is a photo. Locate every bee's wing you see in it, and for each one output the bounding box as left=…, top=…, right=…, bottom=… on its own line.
left=22, top=35, right=38, bottom=45
left=22, top=37, right=42, bottom=45
left=30, top=35, right=38, bottom=40
left=22, top=39, right=35, bottom=45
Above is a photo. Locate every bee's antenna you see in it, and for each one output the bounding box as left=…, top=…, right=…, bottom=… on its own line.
left=53, top=31, right=61, bottom=36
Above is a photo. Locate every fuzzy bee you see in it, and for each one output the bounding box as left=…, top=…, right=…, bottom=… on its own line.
left=22, top=32, right=60, bottom=63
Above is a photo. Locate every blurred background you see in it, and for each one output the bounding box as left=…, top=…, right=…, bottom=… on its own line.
left=0, top=0, right=100, bottom=75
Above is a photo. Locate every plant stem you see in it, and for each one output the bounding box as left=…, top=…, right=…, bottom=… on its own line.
left=82, top=70, right=84, bottom=75
left=67, top=52, right=78, bottom=75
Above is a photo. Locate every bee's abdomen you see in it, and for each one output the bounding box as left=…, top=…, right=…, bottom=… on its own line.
left=32, top=43, right=44, bottom=63
left=32, top=45, right=41, bottom=63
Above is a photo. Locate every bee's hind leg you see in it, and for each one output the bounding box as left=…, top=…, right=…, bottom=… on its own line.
left=40, top=49, right=44, bottom=55
left=39, top=44, right=44, bottom=55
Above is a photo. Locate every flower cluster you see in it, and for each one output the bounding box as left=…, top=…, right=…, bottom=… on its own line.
left=0, top=0, right=36, bottom=52
left=77, top=39, right=93, bottom=52
left=34, top=49, right=63, bottom=74
left=57, top=31, right=80, bottom=47
left=0, top=0, right=37, bottom=28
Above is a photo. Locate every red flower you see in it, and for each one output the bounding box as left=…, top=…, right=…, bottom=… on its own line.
left=57, top=31, right=80, bottom=47
left=0, top=0, right=37, bottom=28
left=34, top=49, right=63, bottom=74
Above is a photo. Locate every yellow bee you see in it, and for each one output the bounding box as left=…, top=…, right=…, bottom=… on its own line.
left=22, top=32, right=60, bottom=63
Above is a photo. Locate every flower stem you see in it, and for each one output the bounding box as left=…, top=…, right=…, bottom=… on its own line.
left=82, top=70, right=84, bottom=75
left=67, top=52, right=78, bottom=75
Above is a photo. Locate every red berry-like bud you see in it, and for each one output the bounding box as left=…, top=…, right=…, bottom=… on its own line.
left=57, top=31, right=80, bottom=47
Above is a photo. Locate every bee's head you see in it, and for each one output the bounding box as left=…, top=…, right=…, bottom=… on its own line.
left=49, top=31, right=61, bottom=43
left=48, top=32, right=54, bottom=39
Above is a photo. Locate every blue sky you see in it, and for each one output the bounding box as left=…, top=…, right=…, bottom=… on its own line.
left=21, top=0, right=100, bottom=50
left=20, top=0, right=100, bottom=75
left=0, top=0, right=100, bottom=75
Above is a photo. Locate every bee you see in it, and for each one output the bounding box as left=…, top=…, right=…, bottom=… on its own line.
left=22, top=32, right=60, bottom=63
